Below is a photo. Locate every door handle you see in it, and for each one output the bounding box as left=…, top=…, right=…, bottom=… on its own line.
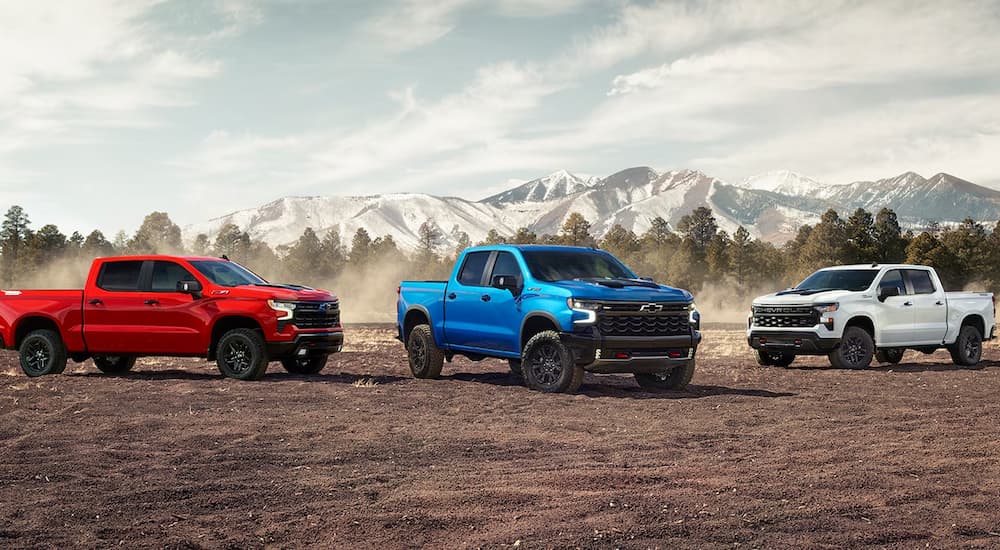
left=935, top=301, right=944, bottom=306
left=447, top=293, right=457, bottom=300
left=144, top=299, right=159, bottom=306
left=88, top=298, right=102, bottom=306
left=481, top=294, right=491, bottom=302
left=903, top=301, right=913, bottom=306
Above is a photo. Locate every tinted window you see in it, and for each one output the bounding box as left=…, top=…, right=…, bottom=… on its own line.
left=97, top=261, right=144, bottom=291
left=521, top=250, right=634, bottom=282
left=491, top=252, right=522, bottom=280
left=152, top=261, right=197, bottom=292
left=796, top=269, right=879, bottom=292
left=907, top=270, right=936, bottom=294
left=878, top=270, right=907, bottom=295
left=190, top=260, right=267, bottom=287
left=458, top=251, right=491, bottom=286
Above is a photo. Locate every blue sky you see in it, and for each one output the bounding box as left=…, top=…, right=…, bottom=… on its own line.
left=2, top=0, right=999, bottom=236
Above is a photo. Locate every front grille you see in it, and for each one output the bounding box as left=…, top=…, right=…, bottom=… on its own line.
left=293, top=301, right=340, bottom=329
left=752, top=305, right=817, bottom=328
left=595, top=301, right=692, bottom=337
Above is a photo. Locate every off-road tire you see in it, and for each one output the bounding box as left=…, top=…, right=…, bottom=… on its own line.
left=948, top=325, right=982, bottom=367
left=508, top=359, right=523, bottom=377
left=874, top=348, right=904, bottom=364
left=281, top=354, right=328, bottom=375
left=19, top=329, right=67, bottom=377
left=216, top=329, right=269, bottom=380
left=754, top=349, right=794, bottom=367
left=93, top=355, right=137, bottom=374
left=828, top=326, right=874, bottom=370
left=634, top=360, right=696, bottom=391
left=407, top=324, right=444, bottom=379
left=521, top=331, right=584, bottom=393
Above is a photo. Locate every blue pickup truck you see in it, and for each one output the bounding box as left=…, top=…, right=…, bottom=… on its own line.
left=396, top=245, right=701, bottom=393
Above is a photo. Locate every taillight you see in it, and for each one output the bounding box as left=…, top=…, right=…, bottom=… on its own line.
left=397, top=285, right=401, bottom=295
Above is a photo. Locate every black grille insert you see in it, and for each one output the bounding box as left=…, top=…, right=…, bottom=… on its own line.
left=594, top=301, right=692, bottom=337
left=752, top=305, right=818, bottom=328
left=292, top=301, right=340, bottom=329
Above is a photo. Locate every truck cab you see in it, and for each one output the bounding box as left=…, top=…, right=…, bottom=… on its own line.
left=397, top=245, right=701, bottom=393
left=748, top=264, right=995, bottom=369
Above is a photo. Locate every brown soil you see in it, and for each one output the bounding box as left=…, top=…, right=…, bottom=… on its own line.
left=1, top=326, right=999, bottom=549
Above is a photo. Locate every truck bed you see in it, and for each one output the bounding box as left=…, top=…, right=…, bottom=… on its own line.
left=0, top=290, right=85, bottom=350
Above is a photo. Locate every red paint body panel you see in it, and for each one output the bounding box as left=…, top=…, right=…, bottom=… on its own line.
left=0, top=255, right=343, bottom=359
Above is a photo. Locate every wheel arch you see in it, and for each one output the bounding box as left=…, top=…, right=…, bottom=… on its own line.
left=844, top=315, right=876, bottom=342
left=14, top=315, right=63, bottom=348
left=402, top=306, right=433, bottom=347
left=960, top=314, right=986, bottom=338
left=519, top=312, right=561, bottom=353
left=209, top=315, right=263, bottom=360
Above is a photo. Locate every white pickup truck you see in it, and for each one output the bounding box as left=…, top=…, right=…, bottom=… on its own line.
left=747, top=264, right=995, bottom=369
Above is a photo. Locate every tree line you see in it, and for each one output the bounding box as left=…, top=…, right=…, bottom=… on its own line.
left=2, top=204, right=999, bottom=296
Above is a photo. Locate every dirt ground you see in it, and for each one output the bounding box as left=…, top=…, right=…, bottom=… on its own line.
left=1, top=325, right=999, bottom=549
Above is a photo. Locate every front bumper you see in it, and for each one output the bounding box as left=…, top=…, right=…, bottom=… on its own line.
left=747, top=330, right=839, bottom=354
left=267, top=331, right=344, bottom=359
left=560, top=330, right=701, bottom=374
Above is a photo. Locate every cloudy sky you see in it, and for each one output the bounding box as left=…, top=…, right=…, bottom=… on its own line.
left=2, top=0, right=999, bottom=236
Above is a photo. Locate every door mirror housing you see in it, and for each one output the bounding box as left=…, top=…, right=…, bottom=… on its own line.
left=491, top=275, right=521, bottom=294
left=878, top=286, right=900, bottom=302
left=177, top=280, right=203, bottom=298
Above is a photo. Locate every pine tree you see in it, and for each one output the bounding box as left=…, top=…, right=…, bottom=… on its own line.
left=845, top=208, right=876, bottom=263
left=873, top=208, right=907, bottom=263
left=511, top=227, right=537, bottom=244
left=285, top=228, right=323, bottom=282
left=350, top=228, right=374, bottom=265
left=319, top=228, right=347, bottom=278
left=82, top=230, right=115, bottom=258
left=129, top=212, right=183, bottom=254
left=798, top=209, right=848, bottom=274
left=728, top=226, right=753, bottom=288
left=559, top=212, right=594, bottom=246
left=1, top=205, right=31, bottom=285
left=600, top=224, right=639, bottom=261
left=676, top=207, right=718, bottom=251
left=213, top=223, right=251, bottom=262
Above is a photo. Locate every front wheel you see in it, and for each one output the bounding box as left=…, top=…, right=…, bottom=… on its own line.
left=874, top=348, right=904, bottom=364
left=634, top=360, right=695, bottom=391
left=407, top=324, right=444, bottom=379
left=521, top=331, right=583, bottom=393
left=19, top=330, right=68, bottom=377
left=948, top=325, right=982, bottom=367
left=94, top=355, right=137, bottom=374
left=216, top=329, right=269, bottom=380
left=281, top=354, right=328, bottom=375
left=828, top=326, right=874, bottom=370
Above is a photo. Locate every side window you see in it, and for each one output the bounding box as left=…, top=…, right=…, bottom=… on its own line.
left=457, top=252, right=491, bottom=286
left=878, top=270, right=907, bottom=296
left=906, top=270, right=936, bottom=294
left=151, top=261, right=197, bottom=292
left=97, top=261, right=144, bottom=292
left=490, top=252, right=522, bottom=281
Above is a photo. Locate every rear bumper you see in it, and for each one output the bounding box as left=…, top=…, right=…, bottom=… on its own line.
left=266, top=331, right=344, bottom=359
left=560, top=330, right=701, bottom=374
left=747, top=330, right=839, bottom=355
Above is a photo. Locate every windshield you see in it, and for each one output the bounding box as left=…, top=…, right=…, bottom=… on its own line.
left=521, top=250, right=635, bottom=282
left=794, top=269, right=878, bottom=292
left=190, top=260, right=268, bottom=287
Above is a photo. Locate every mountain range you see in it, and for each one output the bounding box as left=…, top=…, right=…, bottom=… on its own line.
left=184, top=168, right=1000, bottom=252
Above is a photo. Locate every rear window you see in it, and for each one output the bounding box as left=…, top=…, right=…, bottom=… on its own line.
left=458, top=252, right=491, bottom=286
left=97, top=261, right=144, bottom=291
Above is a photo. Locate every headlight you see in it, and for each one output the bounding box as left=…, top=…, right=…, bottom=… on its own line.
left=268, top=299, right=296, bottom=321
left=813, top=303, right=839, bottom=314
left=568, top=298, right=600, bottom=324
left=689, top=302, right=700, bottom=329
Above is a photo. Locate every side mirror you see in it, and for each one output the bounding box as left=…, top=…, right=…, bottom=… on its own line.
left=491, top=275, right=521, bottom=294
left=177, top=280, right=203, bottom=298
left=878, top=286, right=899, bottom=302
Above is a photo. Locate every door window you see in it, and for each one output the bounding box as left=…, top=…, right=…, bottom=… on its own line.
left=457, top=252, right=491, bottom=286
left=97, top=261, right=144, bottom=291
left=151, top=261, right=197, bottom=292
left=905, top=270, right=936, bottom=294
left=878, top=270, right=907, bottom=296
left=490, top=252, right=522, bottom=282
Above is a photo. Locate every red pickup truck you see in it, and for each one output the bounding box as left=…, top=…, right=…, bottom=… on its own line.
left=0, top=255, right=343, bottom=380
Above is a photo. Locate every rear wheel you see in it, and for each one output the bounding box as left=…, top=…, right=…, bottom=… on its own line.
left=19, top=330, right=67, bottom=377
left=281, top=354, right=328, bottom=375
left=93, top=355, right=137, bottom=374
left=874, top=348, right=904, bottom=364
left=521, top=331, right=583, bottom=393
left=407, top=324, right=444, bottom=379
left=634, top=360, right=695, bottom=391
left=828, top=326, right=874, bottom=370
left=948, top=325, right=982, bottom=367
left=216, top=329, right=269, bottom=380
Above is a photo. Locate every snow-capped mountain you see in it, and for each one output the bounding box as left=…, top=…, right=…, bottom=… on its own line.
left=184, top=168, right=1000, bottom=252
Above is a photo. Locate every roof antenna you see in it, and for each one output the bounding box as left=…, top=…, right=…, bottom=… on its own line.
left=871, top=262, right=878, bottom=267
left=221, top=255, right=230, bottom=261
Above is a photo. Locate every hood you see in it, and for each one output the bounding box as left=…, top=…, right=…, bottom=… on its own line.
left=753, top=289, right=856, bottom=305
left=215, top=284, right=337, bottom=302
left=547, top=279, right=693, bottom=303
